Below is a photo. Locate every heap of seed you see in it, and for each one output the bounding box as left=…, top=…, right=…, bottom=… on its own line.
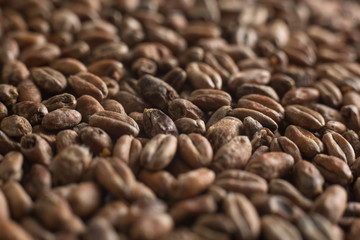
left=1, top=0, right=360, bottom=239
